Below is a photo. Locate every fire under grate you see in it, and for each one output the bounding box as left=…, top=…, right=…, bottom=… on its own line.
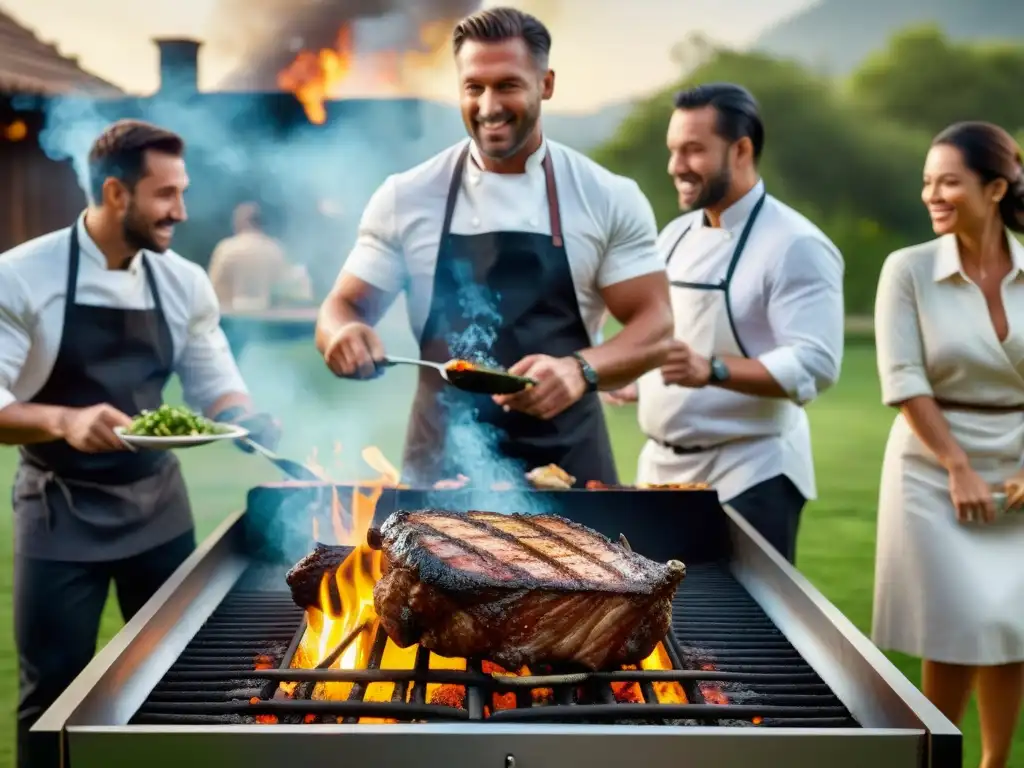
left=131, top=561, right=859, bottom=728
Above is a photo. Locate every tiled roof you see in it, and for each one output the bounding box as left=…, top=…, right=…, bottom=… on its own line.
left=0, top=7, right=123, bottom=96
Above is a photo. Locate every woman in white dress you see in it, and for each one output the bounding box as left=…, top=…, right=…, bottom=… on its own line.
left=873, top=121, right=1024, bottom=768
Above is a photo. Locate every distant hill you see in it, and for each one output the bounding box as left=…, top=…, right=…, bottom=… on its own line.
left=545, top=101, right=638, bottom=152
left=753, top=0, right=1024, bottom=74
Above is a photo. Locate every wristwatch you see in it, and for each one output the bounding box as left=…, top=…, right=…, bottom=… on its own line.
left=708, top=355, right=730, bottom=384
left=572, top=352, right=599, bottom=393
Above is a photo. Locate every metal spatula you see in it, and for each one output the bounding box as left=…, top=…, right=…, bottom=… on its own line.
left=242, top=438, right=322, bottom=481
left=380, top=356, right=535, bottom=395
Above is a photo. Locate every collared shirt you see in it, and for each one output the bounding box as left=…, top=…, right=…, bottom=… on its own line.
left=638, top=181, right=845, bottom=501
left=0, top=214, right=248, bottom=414
left=658, top=180, right=845, bottom=406
left=341, top=137, right=664, bottom=343
left=875, top=231, right=1024, bottom=408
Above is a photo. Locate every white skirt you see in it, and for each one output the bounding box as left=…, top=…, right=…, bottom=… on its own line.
left=872, top=412, right=1024, bottom=665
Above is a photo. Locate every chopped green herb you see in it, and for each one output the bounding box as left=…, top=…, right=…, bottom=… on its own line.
left=126, top=404, right=230, bottom=437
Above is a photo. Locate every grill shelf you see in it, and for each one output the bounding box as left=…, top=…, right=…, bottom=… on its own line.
left=131, top=562, right=859, bottom=728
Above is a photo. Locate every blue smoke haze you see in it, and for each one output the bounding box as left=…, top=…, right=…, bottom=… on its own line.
left=25, top=83, right=551, bottom=516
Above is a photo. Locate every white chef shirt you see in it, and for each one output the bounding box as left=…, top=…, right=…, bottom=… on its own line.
left=0, top=214, right=249, bottom=415
left=637, top=181, right=845, bottom=501
left=341, top=137, right=664, bottom=343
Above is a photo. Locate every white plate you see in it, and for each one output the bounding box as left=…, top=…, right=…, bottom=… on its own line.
left=114, top=424, right=249, bottom=451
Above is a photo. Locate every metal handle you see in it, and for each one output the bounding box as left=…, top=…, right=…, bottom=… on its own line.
left=382, top=356, right=446, bottom=372
left=243, top=438, right=278, bottom=460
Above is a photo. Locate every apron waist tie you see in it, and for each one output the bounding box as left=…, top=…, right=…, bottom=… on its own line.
left=647, top=434, right=769, bottom=455
left=29, top=469, right=142, bottom=532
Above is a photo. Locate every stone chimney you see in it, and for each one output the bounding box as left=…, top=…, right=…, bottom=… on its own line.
left=154, top=38, right=201, bottom=96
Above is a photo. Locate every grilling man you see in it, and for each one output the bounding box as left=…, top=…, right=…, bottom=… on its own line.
left=0, top=120, right=279, bottom=768
left=316, top=7, right=673, bottom=488
left=605, top=85, right=845, bottom=563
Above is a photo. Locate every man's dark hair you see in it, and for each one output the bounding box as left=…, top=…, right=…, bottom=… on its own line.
left=673, top=83, right=765, bottom=162
left=452, top=7, right=552, bottom=69
left=87, top=119, right=185, bottom=204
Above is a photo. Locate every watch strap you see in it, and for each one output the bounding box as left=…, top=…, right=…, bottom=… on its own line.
left=572, top=352, right=599, bottom=392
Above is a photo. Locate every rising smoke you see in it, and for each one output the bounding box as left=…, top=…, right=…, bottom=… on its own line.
left=25, top=0, right=563, bottom=515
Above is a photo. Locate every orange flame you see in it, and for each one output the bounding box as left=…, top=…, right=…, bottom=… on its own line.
left=277, top=18, right=459, bottom=125
left=277, top=25, right=353, bottom=125
left=273, top=444, right=688, bottom=722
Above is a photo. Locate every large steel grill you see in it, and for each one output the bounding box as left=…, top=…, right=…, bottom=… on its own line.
left=132, top=559, right=856, bottom=727
left=35, top=485, right=961, bottom=767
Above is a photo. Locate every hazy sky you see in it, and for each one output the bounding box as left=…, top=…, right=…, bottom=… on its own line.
left=5, top=0, right=813, bottom=112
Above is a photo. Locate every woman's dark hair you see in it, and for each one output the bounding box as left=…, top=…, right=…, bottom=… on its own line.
left=933, top=121, right=1024, bottom=233
left=673, top=83, right=765, bottom=162
left=452, top=7, right=551, bottom=69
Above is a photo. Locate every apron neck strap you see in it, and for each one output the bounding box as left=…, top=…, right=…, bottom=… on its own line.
left=665, top=190, right=768, bottom=269
left=723, top=191, right=767, bottom=284
left=65, top=221, right=81, bottom=311
left=65, top=218, right=166, bottom=317
left=140, top=254, right=165, bottom=314
left=540, top=151, right=563, bottom=247
left=442, top=142, right=564, bottom=247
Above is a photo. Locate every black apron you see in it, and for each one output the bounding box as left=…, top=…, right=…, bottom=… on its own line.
left=401, top=144, right=618, bottom=489
left=13, top=221, right=192, bottom=561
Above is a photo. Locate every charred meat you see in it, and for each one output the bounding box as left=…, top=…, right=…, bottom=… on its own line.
left=286, top=542, right=350, bottom=611
left=368, top=509, right=686, bottom=671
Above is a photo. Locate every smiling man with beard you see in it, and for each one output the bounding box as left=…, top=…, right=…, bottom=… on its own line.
left=604, top=84, right=845, bottom=564
left=0, top=119, right=278, bottom=768
left=317, top=7, right=673, bottom=488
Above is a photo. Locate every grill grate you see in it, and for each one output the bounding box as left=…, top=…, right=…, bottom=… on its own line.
left=131, top=562, right=858, bottom=728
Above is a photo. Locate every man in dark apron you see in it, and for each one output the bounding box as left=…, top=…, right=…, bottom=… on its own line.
left=316, top=8, right=673, bottom=488
left=0, top=120, right=277, bottom=767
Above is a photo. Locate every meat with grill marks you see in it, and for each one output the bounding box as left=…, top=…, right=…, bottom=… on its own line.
left=286, top=542, right=350, bottom=612
left=367, top=509, right=686, bottom=671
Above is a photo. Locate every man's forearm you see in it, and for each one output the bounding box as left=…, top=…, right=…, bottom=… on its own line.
left=0, top=403, right=68, bottom=445
left=581, top=305, right=673, bottom=390
left=315, top=295, right=367, bottom=355
left=713, top=355, right=788, bottom=398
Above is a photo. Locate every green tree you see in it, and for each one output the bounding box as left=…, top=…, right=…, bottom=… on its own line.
left=849, top=25, right=1024, bottom=135
left=592, top=48, right=929, bottom=312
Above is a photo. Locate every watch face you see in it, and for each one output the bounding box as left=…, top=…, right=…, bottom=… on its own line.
left=711, top=358, right=729, bottom=381
left=575, top=354, right=598, bottom=389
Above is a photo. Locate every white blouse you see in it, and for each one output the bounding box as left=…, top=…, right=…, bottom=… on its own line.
left=875, top=231, right=1024, bottom=409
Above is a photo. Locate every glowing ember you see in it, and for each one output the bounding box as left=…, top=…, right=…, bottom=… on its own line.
left=700, top=682, right=730, bottom=706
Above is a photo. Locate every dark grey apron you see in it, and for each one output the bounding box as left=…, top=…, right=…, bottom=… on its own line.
left=12, top=221, right=193, bottom=561
left=401, top=144, right=618, bottom=489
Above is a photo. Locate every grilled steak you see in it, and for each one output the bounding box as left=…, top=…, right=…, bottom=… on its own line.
left=368, top=509, right=686, bottom=670
left=286, top=542, right=350, bottom=611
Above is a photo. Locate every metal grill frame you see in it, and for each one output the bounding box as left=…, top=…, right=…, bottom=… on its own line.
left=130, top=560, right=858, bottom=728
left=33, top=501, right=962, bottom=768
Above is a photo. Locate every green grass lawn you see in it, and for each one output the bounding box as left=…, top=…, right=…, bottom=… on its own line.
left=0, top=338, right=1019, bottom=767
